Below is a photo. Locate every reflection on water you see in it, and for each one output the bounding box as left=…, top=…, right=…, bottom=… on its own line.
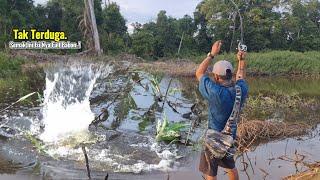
left=153, top=125, right=320, bottom=180
left=0, top=61, right=319, bottom=179
left=247, top=76, right=320, bottom=97
left=236, top=125, right=320, bottom=179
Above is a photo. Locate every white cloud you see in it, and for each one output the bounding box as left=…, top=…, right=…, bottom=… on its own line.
left=127, top=23, right=134, bottom=34
left=34, top=0, right=48, bottom=5
left=113, top=0, right=201, bottom=23
left=34, top=0, right=201, bottom=23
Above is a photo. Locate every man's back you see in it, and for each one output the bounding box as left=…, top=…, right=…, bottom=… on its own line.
left=199, top=75, right=249, bottom=138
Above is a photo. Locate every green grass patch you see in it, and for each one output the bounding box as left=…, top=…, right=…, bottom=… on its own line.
left=0, top=52, right=44, bottom=106
left=0, top=52, right=25, bottom=78
left=192, top=51, right=320, bottom=75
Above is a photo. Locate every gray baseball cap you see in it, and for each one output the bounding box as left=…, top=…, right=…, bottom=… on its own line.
left=212, top=60, right=233, bottom=76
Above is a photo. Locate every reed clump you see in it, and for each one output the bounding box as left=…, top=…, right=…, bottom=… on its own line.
left=237, top=119, right=310, bottom=151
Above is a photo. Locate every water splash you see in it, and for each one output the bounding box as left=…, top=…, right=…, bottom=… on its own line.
left=40, top=63, right=111, bottom=142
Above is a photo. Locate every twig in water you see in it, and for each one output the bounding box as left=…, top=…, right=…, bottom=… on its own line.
left=161, top=78, right=173, bottom=110
left=81, top=144, right=91, bottom=180
left=259, top=168, right=269, bottom=180
left=167, top=101, right=180, bottom=113
left=245, top=152, right=255, bottom=174
left=285, top=139, right=289, bottom=156
left=184, top=117, right=199, bottom=145
left=268, top=158, right=275, bottom=165
left=240, top=154, right=250, bottom=180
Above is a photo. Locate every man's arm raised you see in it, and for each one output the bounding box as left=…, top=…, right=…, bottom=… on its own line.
left=196, top=40, right=222, bottom=81
left=236, top=51, right=246, bottom=81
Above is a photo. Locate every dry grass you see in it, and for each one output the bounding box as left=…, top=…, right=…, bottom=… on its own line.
left=284, top=162, right=320, bottom=180
left=237, top=119, right=310, bottom=151
left=136, top=60, right=197, bottom=77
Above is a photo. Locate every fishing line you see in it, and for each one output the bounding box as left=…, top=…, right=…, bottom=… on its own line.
left=229, top=0, right=244, bottom=44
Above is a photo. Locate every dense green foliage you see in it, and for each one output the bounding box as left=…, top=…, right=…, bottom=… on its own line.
left=200, top=0, right=320, bottom=52
left=0, top=0, right=128, bottom=54
left=0, top=0, right=319, bottom=58
left=101, top=3, right=128, bottom=54
left=130, top=12, right=201, bottom=59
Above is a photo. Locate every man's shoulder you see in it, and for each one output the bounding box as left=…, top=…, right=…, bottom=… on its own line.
left=236, top=79, right=248, bottom=88
left=199, top=75, right=222, bottom=99
left=200, top=75, right=220, bottom=89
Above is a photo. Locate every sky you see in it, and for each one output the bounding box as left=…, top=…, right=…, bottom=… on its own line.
left=34, top=0, right=202, bottom=24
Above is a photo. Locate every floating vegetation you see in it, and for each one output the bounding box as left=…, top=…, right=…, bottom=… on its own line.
left=156, top=114, right=187, bottom=142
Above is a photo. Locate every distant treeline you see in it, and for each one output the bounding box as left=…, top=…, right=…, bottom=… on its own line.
left=0, top=0, right=319, bottom=59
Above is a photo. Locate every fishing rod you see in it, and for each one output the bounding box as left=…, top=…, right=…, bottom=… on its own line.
left=229, top=0, right=247, bottom=52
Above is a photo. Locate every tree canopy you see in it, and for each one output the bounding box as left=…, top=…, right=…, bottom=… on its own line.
left=0, top=0, right=319, bottom=58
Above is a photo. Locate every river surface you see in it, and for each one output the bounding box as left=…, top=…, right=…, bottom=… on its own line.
left=0, top=60, right=319, bottom=179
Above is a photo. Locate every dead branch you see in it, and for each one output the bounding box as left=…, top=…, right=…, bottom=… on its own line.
left=81, top=144, right=91, bottom=180
left=259, top=168, right=269, bottom=180
left=161, top=78, right=173, bottom=110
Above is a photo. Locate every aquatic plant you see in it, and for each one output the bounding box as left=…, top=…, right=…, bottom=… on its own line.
left=149, top=74, right=162, bottom=97
left=25, top=133, right=47, bottom=154
left=0, top=92, right=38, bottom=113
left=156, top=114, right=187, bottom=142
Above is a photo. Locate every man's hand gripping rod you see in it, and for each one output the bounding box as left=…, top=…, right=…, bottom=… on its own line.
left=238, top=41, right=247, bottom=52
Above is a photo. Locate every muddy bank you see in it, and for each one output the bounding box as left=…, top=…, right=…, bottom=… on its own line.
left=8, top=51, right=320, bottom=77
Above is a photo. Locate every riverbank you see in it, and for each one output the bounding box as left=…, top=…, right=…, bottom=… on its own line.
left=2, top=50, right=320, bottom=77
left=138, top=50, right=320, bottom=77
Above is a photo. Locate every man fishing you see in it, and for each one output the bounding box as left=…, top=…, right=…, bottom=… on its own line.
left=196, top=40, right=248, bottom=180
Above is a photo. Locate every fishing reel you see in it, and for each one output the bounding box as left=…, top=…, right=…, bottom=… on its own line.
left=237, top=42, right=247, bottom=52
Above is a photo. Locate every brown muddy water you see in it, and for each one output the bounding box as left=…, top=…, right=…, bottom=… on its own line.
left=0, top=61, right=319, bottom=180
